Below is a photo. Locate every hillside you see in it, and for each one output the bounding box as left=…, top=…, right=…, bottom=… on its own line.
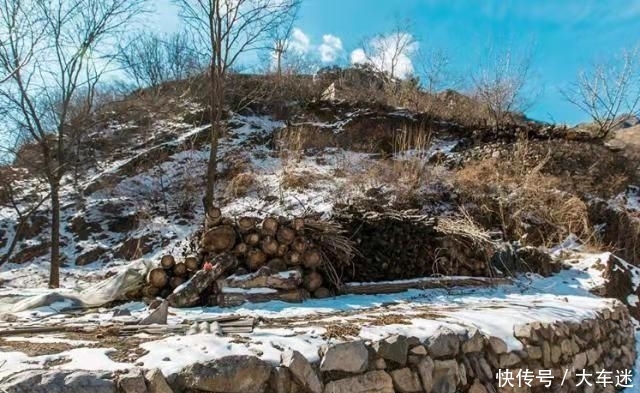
left=1, top=74, right=640, bottom=392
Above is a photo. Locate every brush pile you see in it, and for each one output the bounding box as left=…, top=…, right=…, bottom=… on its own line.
left=141, top=208, right=356, bottom=307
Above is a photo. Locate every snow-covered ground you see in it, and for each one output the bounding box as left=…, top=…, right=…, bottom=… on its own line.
left=0, top=247, right=633, bottom=382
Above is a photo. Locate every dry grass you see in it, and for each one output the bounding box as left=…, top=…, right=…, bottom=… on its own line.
left=391, top=126, right=433, bottom=190
left=453, top=137, right=594, bottom=247
left=280, top=170, right=331, bottom=191
left=225, top=172, right=256, bottom=198
left=276, top=127, right=306, bottom=167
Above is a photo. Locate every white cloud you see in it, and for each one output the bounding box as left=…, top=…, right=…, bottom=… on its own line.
left=350, top=32, right=418, bottom=79
left=350, top=48, right=367, bottom=65
left=319, top=34, right=343, bottom=63
left=289, top=28, right=311, bottom=54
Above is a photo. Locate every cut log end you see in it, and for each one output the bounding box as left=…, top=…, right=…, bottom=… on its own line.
left=201, top=225, right=237, bottom=253
left=233, top=242, right=249, bottom=256
left=303, top=271, right=323, bottom=292
left=185, top=256, right=199, bottom=272
left=160, top=255, right=175, bottom=270
left=245, top=232, right=261, bottom=246
left=174, top=262, right=188, bottom=277
left=276, top=226, right=296, bottom=245
left=247, top=249, right=267, bottom=271
left=237, top=216, right=256, bottom=233
left=285, top=251, right=301, bottom=266
left=261, top=236, right=279, bottom=256
left=303, top=248, right=323, bottom=269
left=262, top=217, right=279, bottom=236
left=148, top=268, right=169, bottom=289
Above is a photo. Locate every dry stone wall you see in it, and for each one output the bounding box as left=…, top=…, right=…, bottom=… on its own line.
left=0, top=303, right=634, bottom=393
left=170, top=301, right=635, bottom=393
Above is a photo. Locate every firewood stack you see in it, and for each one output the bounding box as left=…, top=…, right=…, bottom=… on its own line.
left=142, top=254, right=201, bottom=299
left=142, top=207, right=356, bottom=307
left=334, top=208, right=494, bottom=282
left=199, top=208, right=353, bottom=299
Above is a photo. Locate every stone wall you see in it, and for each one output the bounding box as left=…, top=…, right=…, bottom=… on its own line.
left=0, top=302, right=634, bottom=393
left=170, top=300, right=635, bottom=393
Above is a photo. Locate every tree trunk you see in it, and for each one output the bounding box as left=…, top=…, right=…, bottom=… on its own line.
left=0, top=220, right=25, bottom=267
left=276, top=50, right=282, bottom=77
left=167, top=253, right=238, bottom=308
left=48, top=183, right=61, bottom=288
left=203, top=66, right=224, bottom=212
left=219, top=268, right=302, bottom=290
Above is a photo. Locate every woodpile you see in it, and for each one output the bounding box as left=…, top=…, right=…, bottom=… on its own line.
left=334, top=207, right=495, bottom=282
left=142, top=211, right=356, bottom=307
left=141, top=207, right=498, bottom=308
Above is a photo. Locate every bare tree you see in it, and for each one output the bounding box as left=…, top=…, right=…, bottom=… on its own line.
left=355, top=18, right=418, bottom=81
left=415, top=48, right=449, bottom=94
left=173, top=0, right=300, bottom=212
left=117, top=30, right=204, bottom=89
left=0, top=0, right=147, bottom=288
left=562, top=47, right=640, bottom=138
left=471, top=47, right=534, bottom=127
left=268, top=2, right=299, bottom=77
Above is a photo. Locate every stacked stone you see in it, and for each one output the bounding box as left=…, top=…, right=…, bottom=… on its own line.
left=2, top=303, right=634, bottom=393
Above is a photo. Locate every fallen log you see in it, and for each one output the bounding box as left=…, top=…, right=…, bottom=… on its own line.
left=342, top=276, right=512, bottom=295
left=219, top=268, right=302, bottom=290
left=167, top=253, right=238, bottom=308
left=217, top=287, right=308, bottom=307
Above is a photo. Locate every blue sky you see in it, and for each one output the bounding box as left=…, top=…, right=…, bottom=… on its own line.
left=149, top=0, right=640, bottom=125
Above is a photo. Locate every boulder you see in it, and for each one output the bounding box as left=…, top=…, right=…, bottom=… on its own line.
left=461, top=331, right=484, bottom=353
left=416, top=356, right=434, bottom=392
left=177, top=356, right=271, bottom=393
left=390, top=368, right=422, bottom=393
left=118, top=368, right=147, bottom=393
left=320, top=341, right=369, bottom=373
left=269, top=367, right=294, bottom=393
left=426, top=327, right=460, bottom=359
left=432, top=359, right=459, bottom=393
left=487, top=336, right=508, bottom=354
left=0, top=370, right=115, bottom=393
left=322, top=370, right=393, bottom=393
left=144, top=369, right=173, bottom=393
left=281, top=350, right=323, bottom=393
left=468, top=379, right=489, bottom=393
left=372, top=335, right=408, bottom=365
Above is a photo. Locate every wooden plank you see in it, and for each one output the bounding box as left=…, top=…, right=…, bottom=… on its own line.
left=342, top=277, right=511, bottom=295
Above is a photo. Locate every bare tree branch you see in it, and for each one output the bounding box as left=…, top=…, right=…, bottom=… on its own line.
left=561, top=47, right=640, bottom=138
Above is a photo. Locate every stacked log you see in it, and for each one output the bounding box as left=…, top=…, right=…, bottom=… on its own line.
left=142, top=253, right=203, bottom=300
left=198, top=214, right=351, bottom=300
left=143, top=212, right=356, bottom=306
left=334, top=207, right=493, bottom=282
